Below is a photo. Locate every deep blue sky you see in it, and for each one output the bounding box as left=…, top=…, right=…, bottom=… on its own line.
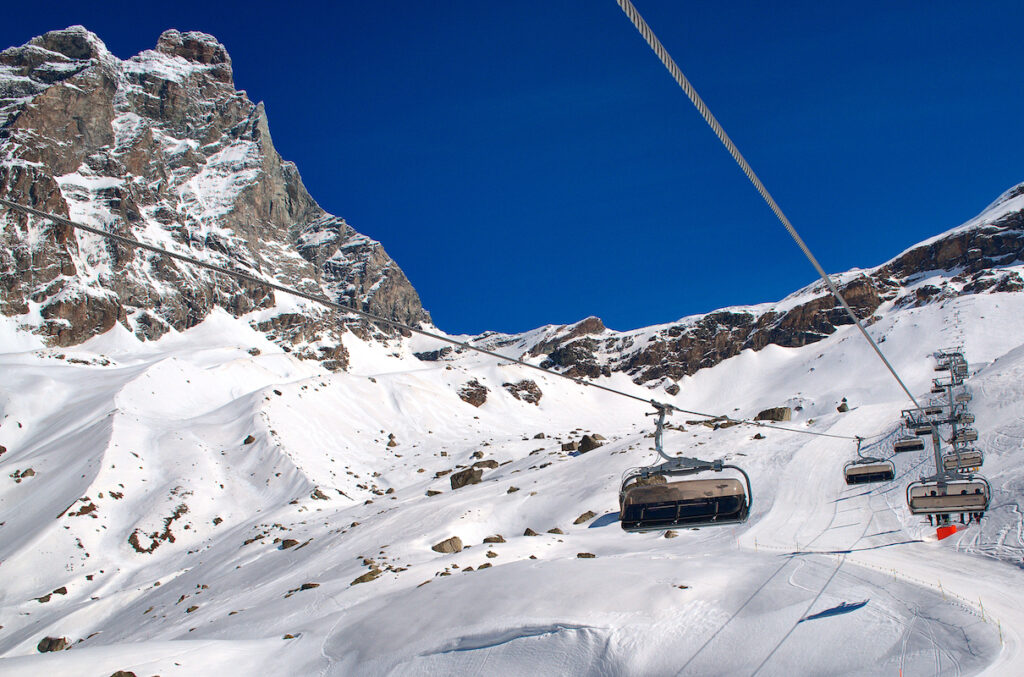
left=6, top=2, right=1023, bottom=333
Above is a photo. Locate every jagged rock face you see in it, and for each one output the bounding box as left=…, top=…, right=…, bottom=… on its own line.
left=0, top=26, right=428, bottom=351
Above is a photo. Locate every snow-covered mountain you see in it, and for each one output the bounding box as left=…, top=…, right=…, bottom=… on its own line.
left=0, top=26, right=427, bottom=365
left=465, top=182, right=1024, bottom=391
left=2, top=25, right=1024, bottom=677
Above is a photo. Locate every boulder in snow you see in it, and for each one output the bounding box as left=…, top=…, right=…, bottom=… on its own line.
left=450, top=468, right=483, bottom=489
left=37, top=636, right=69, bottom=653
left=431, top=536, right=463, bottom=554
left=574, top=511, right=596, bottom=525
left=755, top=407, right=791, bottom=422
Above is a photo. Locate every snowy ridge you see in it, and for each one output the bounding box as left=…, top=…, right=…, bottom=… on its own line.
left=892, top=180, right=1024, bottom=257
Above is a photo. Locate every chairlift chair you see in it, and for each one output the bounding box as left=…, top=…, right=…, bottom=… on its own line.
left=912, top=423, right=934, bottom=437
left=955, top=392, right=972, bottom=403
left=620, top=406, right=752, bottom=532
left=894, top=436, right=925, bottom=453
left=906, top=475, right=990, bottom=516
left=934, top=363, right=950, bottom=372
left=958, top=412, right=975, bottom=424
left=844, top=458, right=895, bottom=484
left=931, top=385, right=945, bottom=394
left=952, top=428, right=979, bottom=443
left=843, top=437, right=895, bottom=484
left=924, top=406, right=944, bottom=416
left=942, top=448, right=983, bottom=473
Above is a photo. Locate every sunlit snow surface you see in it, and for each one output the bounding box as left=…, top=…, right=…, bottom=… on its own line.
left=1, top=292, right=1023, bottom=676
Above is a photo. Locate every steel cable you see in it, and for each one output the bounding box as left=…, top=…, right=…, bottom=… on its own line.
left=1, top=197, right=861, bottom=441
left=615, top=0, right=920, bottom=409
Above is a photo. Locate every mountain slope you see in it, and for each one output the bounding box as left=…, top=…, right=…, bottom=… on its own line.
left=1, top=185, right=1024, bottom=675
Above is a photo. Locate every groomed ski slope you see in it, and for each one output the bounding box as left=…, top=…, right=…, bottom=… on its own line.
left=0, top=291, right=1023, bottom=675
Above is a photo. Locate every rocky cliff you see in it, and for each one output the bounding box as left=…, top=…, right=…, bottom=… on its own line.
left=460, top=183, right=1024, bottom=388
left=0, top=26, right=428, bottom=364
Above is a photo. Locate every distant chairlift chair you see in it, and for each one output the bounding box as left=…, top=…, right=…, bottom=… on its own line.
left=942, top=448, right=983, bottom=473
left=952, top=428, right=979, bottom=444
left=894, top=436, right=925, bottom=453
left=843, top=438, right=895, bottom=485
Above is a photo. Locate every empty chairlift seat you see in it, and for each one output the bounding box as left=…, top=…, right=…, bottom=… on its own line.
left=924, top=406, right=944, bottom=416
left=907, top=479, right=990, bottom=515
left=894, top=437, right=925, bottom=453
left=955, top=392, right=972, bottom=403
left=931, top=385, right=945, bottom=394
left=942, top=449, right=983, bottom=472
left=844, top=460, right=895, bottom=485
left=912, top=424, right=934, bottom=437
left=958, top=412, right=975, bottom=424
left=620, top=477, right=749, bottom=531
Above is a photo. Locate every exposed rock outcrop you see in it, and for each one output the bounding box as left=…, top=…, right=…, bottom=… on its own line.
left=503, top=379, right=542, bottom=405
left=458, top=380, right=488, bottom=407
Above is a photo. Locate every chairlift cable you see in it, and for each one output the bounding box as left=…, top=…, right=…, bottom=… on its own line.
left=1, top=197, right=862, bottom=441
left=614, top=0, right=921, bottom=409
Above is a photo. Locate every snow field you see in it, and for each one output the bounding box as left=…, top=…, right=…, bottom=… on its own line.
left=0, top=292, right=1022, bottom=675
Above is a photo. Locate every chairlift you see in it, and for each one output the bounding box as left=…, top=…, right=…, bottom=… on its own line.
left=942, top=448, right=983, bottom=472
left=912, top=423, right=934, bottom=437
left=620, top=406, right=751, bottom=532
left=934, top=363, right=950, bottom=372
left=844, top=459, right=895, bottom=484
left=843, top=438, right=895, bottom=484
left=952, top=428, right=978, bottom=443
left=906, top=475, right=990, bottom=516
left=894, top=436, right=925, bottom=453
left=955, top=392, right=972, bottom=403
left=924, top=406, right=944, bottom=416
left=931, top=385, right=945, bottom=394
left=958, top=412, right=975, bottom=424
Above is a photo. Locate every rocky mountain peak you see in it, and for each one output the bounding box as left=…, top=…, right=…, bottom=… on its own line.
left=0, top=26, right=429, bottom=360
left=28, top=25, right=110, bottom=62
left=155, top=29, right=232, bottom=82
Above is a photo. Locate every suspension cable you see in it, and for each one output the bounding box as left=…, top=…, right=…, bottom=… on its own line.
left=614, top=0, right=920, bottom=410
left=0, top=197, right=861, bottom=441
